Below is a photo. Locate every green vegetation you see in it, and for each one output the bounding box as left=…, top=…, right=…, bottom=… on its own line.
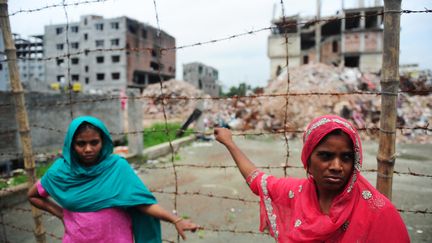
left=0, top=162, right=53, bottom=190
left=220, top=82, right=263, bottom=97
left=143, top=123, right=193, bottom=148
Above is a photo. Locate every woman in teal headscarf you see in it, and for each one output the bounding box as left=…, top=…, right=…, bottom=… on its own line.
left=28, top=116, right=200, bottom=242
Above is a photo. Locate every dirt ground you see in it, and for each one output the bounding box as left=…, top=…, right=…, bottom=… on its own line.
left=1, top=135, right=431, bottom=242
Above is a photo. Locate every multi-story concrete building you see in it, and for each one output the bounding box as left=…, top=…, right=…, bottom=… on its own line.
left=44, top=15, right=175, bottom=93
left=183, top=62, right=219, bottom=97
left=0, top=32, right=45, bottom=92
left=268, top=4, right=383, bottom=79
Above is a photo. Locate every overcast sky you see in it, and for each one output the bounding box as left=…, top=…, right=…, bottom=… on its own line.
left=8, top=0, right=432, bottom=89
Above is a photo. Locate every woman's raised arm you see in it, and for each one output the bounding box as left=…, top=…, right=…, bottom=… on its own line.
left=214, top=127, right=257, bottom=179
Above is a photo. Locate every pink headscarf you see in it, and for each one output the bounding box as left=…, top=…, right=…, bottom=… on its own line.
left=301, top=114, right=363, bottom=194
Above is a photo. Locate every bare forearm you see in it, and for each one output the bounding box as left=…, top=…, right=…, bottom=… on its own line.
left=28, top=184, right=63, bottom=219
left=136, top=204, right=178, bottom=223
left=224, top=141, right=257, bottom=179
left=28, top=197, right=63, bottom=219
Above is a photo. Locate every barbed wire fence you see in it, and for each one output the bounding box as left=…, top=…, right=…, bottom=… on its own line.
left=0, top=0, right=431, bottom=242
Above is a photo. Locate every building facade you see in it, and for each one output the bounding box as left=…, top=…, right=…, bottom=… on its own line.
left=183, top=62, right=219, bottom=97
left=268, top=4, right=383, bottom=80
left=0, top=32, right=45, bottom=92
left=44, top=15, right=175, bottom=94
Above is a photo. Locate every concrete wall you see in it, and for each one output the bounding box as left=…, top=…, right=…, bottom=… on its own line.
left=183, top=62, right=219, bottom=97
left=0, top=91, right=126, bottom=160
left=268, top=34, right=301, bottom=79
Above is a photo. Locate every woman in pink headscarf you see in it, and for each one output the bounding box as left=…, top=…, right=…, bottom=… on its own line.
left=214, top=115, right=409, bottom=242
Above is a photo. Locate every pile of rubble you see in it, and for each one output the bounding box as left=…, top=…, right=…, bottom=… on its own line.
left=142, top=79, right=208, bottom=120
left=140, top=64, right=431, bottom=143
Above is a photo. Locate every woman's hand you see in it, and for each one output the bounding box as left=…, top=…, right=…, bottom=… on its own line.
left=214, top=127, right=233, bottom=146
left=173, top=218, right=202, bottom=240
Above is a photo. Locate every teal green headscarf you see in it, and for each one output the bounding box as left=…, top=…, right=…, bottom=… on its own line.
left=41, top=116, right=161, bottom=243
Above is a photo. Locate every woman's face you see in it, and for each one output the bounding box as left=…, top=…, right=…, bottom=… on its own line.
left=308, top=132, right=354, bottom=197
left=73, top=128, right=102, bottom=166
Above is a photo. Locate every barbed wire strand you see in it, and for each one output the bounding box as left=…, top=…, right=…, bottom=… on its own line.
left=1, top=89, right=431, bottom=110
left=151, top=1, right=180, bottom=242
left=1, top=9, right=431, bottom=66
left=0, top=3, right=431, bottom=242
left=6, top=0, right=108, bottom=17
left=279, top=0, right=292, bottom=177
left=61, top=0, right=74, bottom=119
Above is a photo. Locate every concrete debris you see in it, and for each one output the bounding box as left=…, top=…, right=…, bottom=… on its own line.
left=141, top=64, right=431, bottom=144
left=142, top=79, right=209, bottom=121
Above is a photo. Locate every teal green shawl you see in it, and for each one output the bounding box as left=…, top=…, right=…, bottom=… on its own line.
left=41, top=116, right=161, bottom=243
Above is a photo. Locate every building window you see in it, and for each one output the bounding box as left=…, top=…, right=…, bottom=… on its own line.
left=71, top=58, right=79, bottom=64
left=112, top=72, right=120, bottom=80
left=95, top=23, right=104, bottom=31
left=56, top=58, right=64, bottom=66
left=111, top=38, right=120, bottom=46
left=198, top=66, right=203, bottom=74
left=56, top=44, right=64, bottom=50
left=150, top=62, right=159, bottom=70
left=96, top=56, right=104, bottom=63
left=71, top=74, right=79, bottom=81
left=71, top=42, right=79, bottom=49
left=84, top=33, right=88, bottom=40
left=85, top=77, right=89, bottom=84
left=85, top=66, right=89, bottom=72
left=96, top=73, right=105, bottom=81
left=332, top=41, right=338, bottom=53
left=111, top=22, right=119, bottom=29
left=56, top=27, right=63, bottom=35
left=141, top=30, right=147, bottom=38
left=111, top=55, right=120, bottom=63
left=95, top=40, right=104, bottom=47
left=0, top=63, right=2, bottom=70
left=303, top=56, right=309, bottom=64
left=151, top=49, right=157, bottom=57
left=71, top=26, right=79, bottom=33
left=57, top=75, right=65, bottom=82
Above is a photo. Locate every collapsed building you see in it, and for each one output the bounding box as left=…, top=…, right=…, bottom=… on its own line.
left=268, top=4, right=383, bottom=80
left=140, top=63, right=431, bottom=144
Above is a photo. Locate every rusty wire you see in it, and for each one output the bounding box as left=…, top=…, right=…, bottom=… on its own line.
left=0, top=90, right=430, bottom=109
left=0, top=3, right=431, bottom=242
left=1, top=8, right=431, bottom=65
left=1, top=90, right=431, bottom=109
left=5, top=0, right=108, bottom=17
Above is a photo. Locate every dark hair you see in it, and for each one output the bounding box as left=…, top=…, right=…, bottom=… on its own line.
left=73, top=122, right=103, bottom=142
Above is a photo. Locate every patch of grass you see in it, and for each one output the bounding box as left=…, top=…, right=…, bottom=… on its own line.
left=10, top=174, right=28, bottom=186
left=0, top=181, right=8, bottom=190
left=143, top=123, right=193, bottom=148
left=36, top=162, right=53, bottom=178
left=1, top=162, right=54, bottom=190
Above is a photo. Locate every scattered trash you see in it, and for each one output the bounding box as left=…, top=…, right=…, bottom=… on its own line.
left=141, top=64, right=431, bottom=143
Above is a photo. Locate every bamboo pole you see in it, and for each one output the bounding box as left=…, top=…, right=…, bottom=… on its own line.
left=0, top=1, right=46, bottom=242
left=376, top=0, right=401, bottom=200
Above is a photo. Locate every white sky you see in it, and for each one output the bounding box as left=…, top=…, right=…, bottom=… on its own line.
left=7, top=0, right=432, bottom=90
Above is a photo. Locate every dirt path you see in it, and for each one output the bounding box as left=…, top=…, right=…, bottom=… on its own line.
left=2, top=136, right=431, bottom=242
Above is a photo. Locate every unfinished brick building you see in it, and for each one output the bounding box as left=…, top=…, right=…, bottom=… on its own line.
left=268, top=5, right=383, bottom=79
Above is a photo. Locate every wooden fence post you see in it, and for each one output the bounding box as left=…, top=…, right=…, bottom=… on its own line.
left=0, top=1, right=46, bottom=242
left=376, top=0, right=402, bottom=200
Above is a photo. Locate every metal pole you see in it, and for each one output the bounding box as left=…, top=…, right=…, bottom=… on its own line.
left=376, top=0, right=401, bottom=200
left=0, top=1, right=46, bottom=242
left=315, top=0, right=321, bottom=62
